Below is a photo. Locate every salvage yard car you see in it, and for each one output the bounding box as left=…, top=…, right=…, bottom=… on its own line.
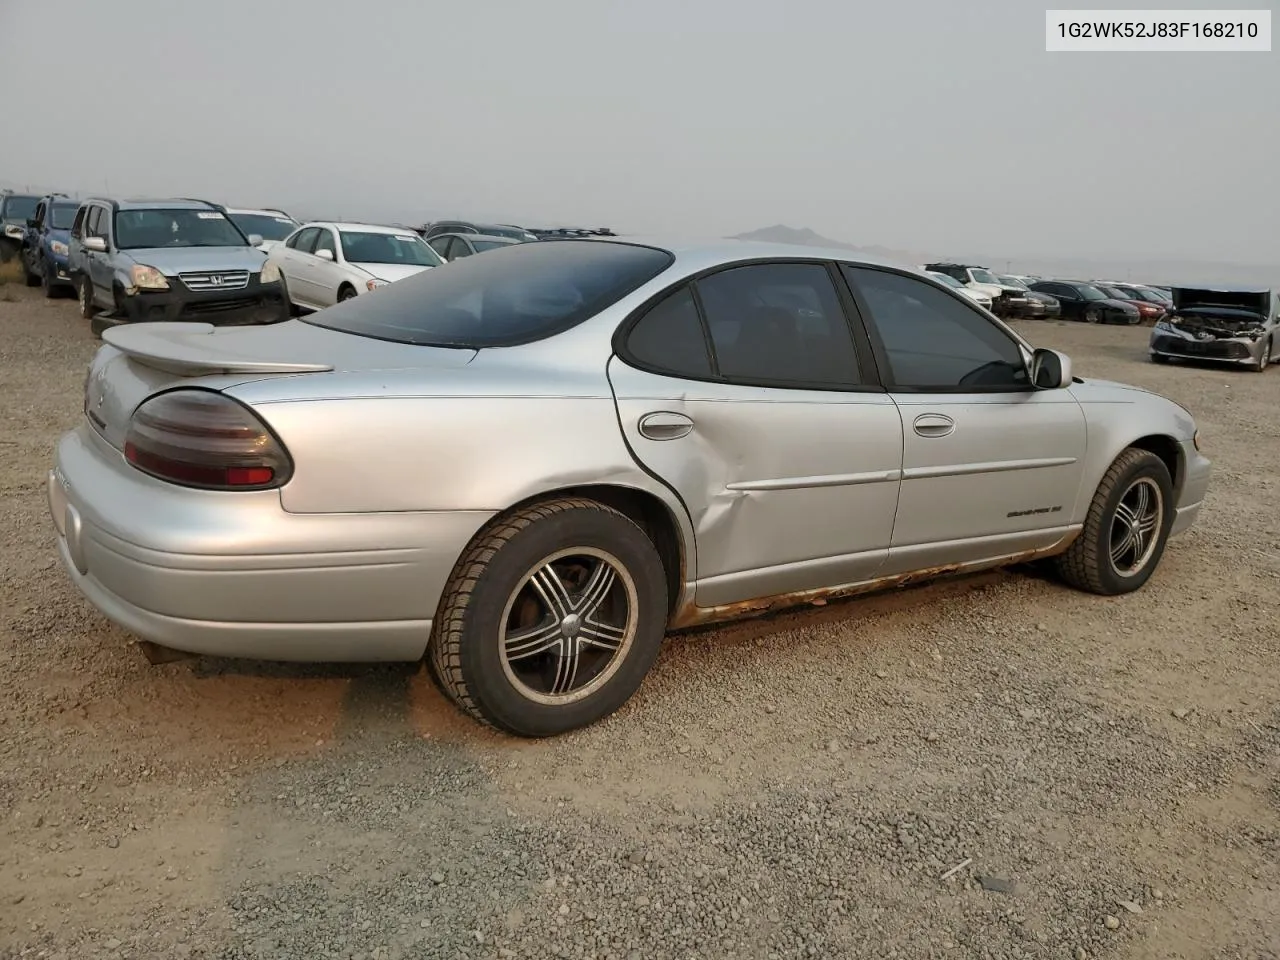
left=48, top=239, right=1211, bottom=738
left=67, top=197, right=288, bottom=334
left=267, top=221, right=444, bottom=311
left=1149, top=286, right=1279, bottom=372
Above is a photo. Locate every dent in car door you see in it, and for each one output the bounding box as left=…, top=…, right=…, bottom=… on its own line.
left=607, top=266, right=904, bottom=608
left=841, top=264, right=1088, bottom=574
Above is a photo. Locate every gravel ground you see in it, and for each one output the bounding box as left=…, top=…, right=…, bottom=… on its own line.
left=1, top=284, right=1278, bottom=960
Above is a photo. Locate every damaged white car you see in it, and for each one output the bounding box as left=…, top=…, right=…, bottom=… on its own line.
left=1149, top=286, right=1279, bottom=373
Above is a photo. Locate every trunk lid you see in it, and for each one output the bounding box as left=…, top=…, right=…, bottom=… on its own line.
left=88, top=319, right=476, bottom=449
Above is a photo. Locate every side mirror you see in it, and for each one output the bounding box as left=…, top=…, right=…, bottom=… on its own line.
left=1030, top=348, right=1072, bottom=389
left=247, top=233, right=264, bottom=247
left=315, top=248, right=335, bottom=262
left=84, top=236, right=107, bottom=253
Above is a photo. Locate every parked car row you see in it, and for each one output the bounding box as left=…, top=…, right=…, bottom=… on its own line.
left=918, top=260, right=1178, bottom=327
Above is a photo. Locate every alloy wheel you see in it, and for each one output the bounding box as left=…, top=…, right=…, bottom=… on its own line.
left=498, top=547, right=638, bottom=705
left=1109, top=477, right=1163, bottom=578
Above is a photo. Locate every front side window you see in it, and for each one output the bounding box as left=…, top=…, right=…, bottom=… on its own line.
left=313, top=228, right=337, bottom=258
left=427, top=236, right=450, bottom=257
left=623, top=285, right=712, bottom=378
left=843, top=265, right=1029, bottom=391
left=113, top=208, right=249, bottom=250
left=85, top=206, right=105, bottom=239
left=302, top=239, right=673, bottom=347
left=1078, top=285, right=1108, bottom=301
left=696, top=262, right=863, bottom=387
left=339, top=231, right=442, bottom=266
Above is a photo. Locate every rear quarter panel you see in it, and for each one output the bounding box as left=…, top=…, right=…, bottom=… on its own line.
left=226, top=348, right=698, bottom=573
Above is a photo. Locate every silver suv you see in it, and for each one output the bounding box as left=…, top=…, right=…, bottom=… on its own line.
left=67, top=197, right=289, bottom=334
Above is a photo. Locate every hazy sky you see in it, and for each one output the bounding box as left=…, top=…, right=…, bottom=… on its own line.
left=2, top=0, right=1275, bottom=263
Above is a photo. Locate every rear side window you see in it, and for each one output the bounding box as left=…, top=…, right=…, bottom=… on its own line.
left=625, top=286, right=712, bottom=377
left=697, top=262, right=862, bottom=387
left=301, top=240, right=674, bottom=347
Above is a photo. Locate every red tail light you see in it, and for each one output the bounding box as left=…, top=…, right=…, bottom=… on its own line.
left=123, top=389, right=293, bottom=490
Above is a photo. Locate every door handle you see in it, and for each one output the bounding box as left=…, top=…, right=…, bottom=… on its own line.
left=638, top=411, right=694, bottom=441
left=913, top=413, right=955, bottom=438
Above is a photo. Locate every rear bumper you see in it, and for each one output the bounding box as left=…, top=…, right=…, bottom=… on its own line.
left=119, top=278, right=289, bottom=326
left=48, top=425, right=494, bottom=662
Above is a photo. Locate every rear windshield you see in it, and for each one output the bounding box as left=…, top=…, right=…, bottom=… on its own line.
left=2, top=195, right=39, bottom=220
left=301, top=240, right=674, bottom=348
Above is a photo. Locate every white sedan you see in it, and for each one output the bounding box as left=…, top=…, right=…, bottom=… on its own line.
left=926, top=271, right=993, bottom=309
left=266, top=221, right=444, bottom=311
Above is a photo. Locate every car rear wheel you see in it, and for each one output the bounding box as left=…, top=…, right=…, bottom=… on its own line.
left=77, top=277, right=97, bottom=319
left=1054, top=447, right=1174, bottom=596
left=427, top=497, right=668, bottom=737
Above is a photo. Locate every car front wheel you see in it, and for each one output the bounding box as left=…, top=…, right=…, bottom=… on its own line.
left=77, top=277, right=97, bottom=319
left=1054, top=448, right=1174, bottom=595
left=428, top=497, right=669, bottom=737
left=1251, top=337, right=1271, bottom=373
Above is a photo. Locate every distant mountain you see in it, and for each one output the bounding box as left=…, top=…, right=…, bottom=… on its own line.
left=730, top=224, right=1278, bottom=289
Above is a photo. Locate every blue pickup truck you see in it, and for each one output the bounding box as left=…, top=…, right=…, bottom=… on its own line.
left=20, top=194, right=81, bottom=296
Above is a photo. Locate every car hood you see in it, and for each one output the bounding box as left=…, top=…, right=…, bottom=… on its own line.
left=119, top=245, right=268, bottom=276
left=1025, top=291, right=1057, bottom=303
left=349, top=262, right=434, bottom=283
left=1171, top=287, right=1270, bottom=316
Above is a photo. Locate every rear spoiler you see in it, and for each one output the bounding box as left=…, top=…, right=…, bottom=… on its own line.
left=102, top=323, right=334, bottom=376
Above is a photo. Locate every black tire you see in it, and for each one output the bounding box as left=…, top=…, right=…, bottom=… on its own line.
left=1251, top=338, right=1271, bottom=373
left=427, top=497, right=668, bottom=738
left=1054, top=448, right=1175, bottom=596
left=23, top=259, right=40, bottom=286
left=1084, top=307, right=1101, bottom=324
left=77, top=277, right=97, bottom=319
left=279, top=276, right=302, bottom=317
left=337, top=285, right=357, bottom=302
left=41, top=259, right=56, bottom=298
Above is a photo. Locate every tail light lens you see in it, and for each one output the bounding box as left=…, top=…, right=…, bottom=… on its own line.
left=123, top=389, right=292, bottom=490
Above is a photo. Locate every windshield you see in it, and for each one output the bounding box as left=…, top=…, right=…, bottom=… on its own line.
left=472, top=239, right=512, bottom=253
left=340, top=231, right=443, bottom=266
left=969, top=268, right=998, bottom=284
left=997, top=275, right=1028, bottom=289
left=1134, top=287, right=1168, bottom=303
left=50, top=203, right=79, bottom=230
left=228, top=212, right=298, bottom=241
left=1096, top=285, right=1129, bottom=299
left=1078, top=285, right=1108, bottom=301
left=480, top=226, right=536, bottom=241
left=114, top=208, right=249, bottom=249
left=3, top=196, right=39, bottom=221
left=927, top=272, right=963, bottom=288
left=302, top=240, right=674, bottom=348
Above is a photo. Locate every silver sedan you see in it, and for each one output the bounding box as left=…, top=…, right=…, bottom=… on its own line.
left=50, top=239, right=1211, bottom=737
